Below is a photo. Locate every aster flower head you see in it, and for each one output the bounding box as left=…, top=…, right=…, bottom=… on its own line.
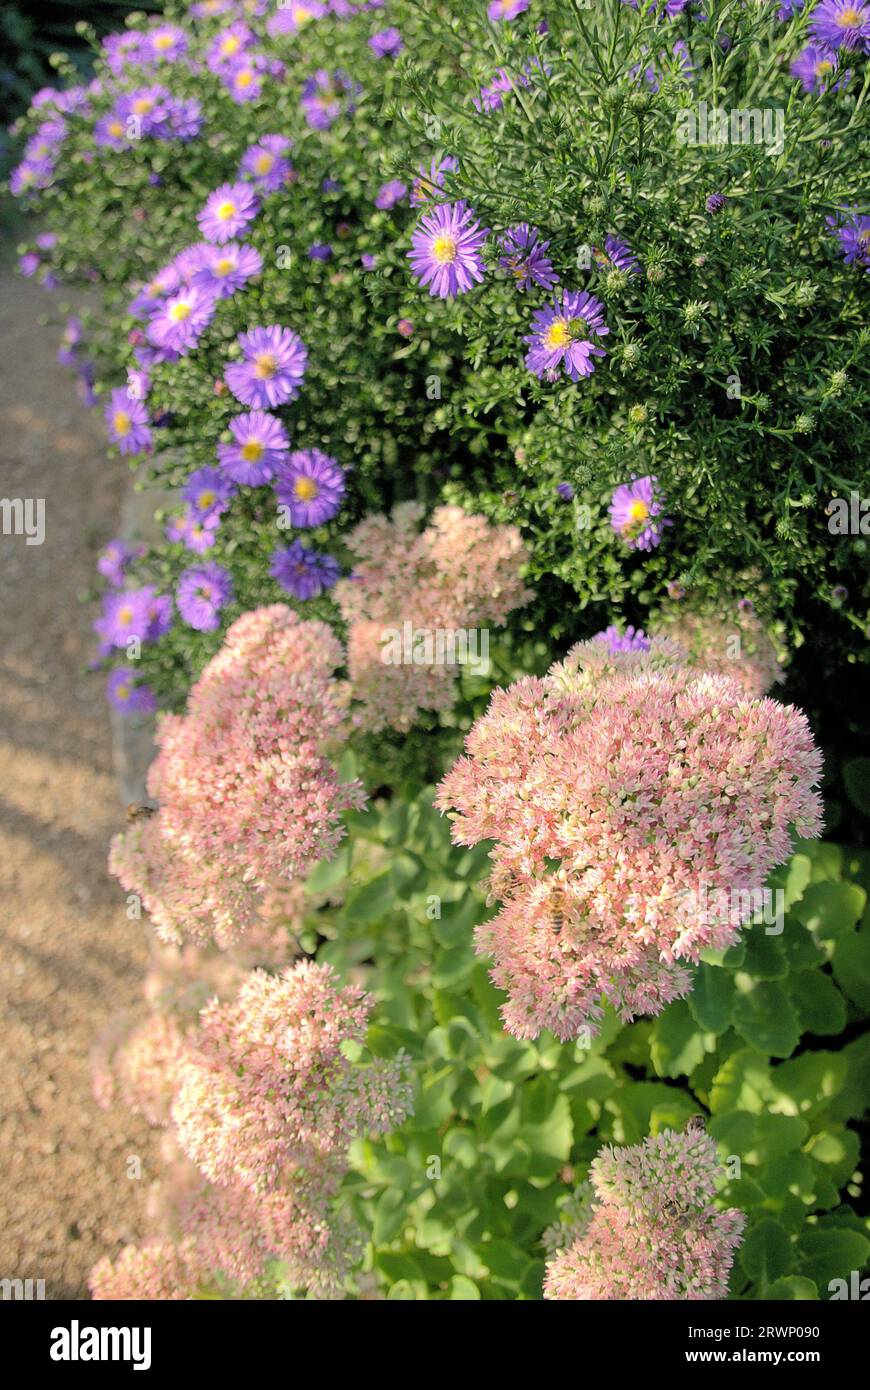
left=409, top=200, right=488, bottom=298
left=177, top=562, right=235, bottom=632
left=827, top=210, right=870, bottom=271
left=104, top=387, right=152, bottom=455
left=97, top=537, right=142, bottom=587
left=147, top=23, right=188, bottom=63
left=300, top=69, right=358, bottom=130
left=369, top=27, right=404, bottom=57
left=166, top=509, right=222, bottom=553
left=593, top=234, right=641, bottom=274
left=307, top=242, right=333, bottom=261
left=224, top=326, right=308, bottom=409
left=705, top=192, right=727, bottom=214
left=545, top=1124, right=745, bottom=1300
left=267, top=0, right=329, bottom=36
left=410, top=155, right=459, bottom=207
left=790, top=45, right=845, bottom=91
left=274, top=449, right=346, bottom=527
left=198, top=182, right=260, bottom=244
left=147, top=284, right=218, bottom=355
left=239, top=135, right=293, bottom=192
left=217, top=411, right=289, bottom=485
left=10, top=157, right=55, bottom=197
left=190, top=241, right=263, bottom=298
left=594, top=624, right=651, bottom=654
left=488, top=0, right=530, bottom=20
left=808, top=0, right=870, bottom=50
left=609, top=475, right=671, bottom=551
left=182, top=467, right=238, bottom=521
left=524, top=290, right=609, bottom=382
left=107, top=667, right=158, bottom=715
left=375, top=179, right=407, bottom=210
left=498, top=223, right=559, bottom=291
left=97, top=585, right=169, bottom=650
left=271, top=540, right=341, bottom=599
left=224, top=55, right=268, bottom=104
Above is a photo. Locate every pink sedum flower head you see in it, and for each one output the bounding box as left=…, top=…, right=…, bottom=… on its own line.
left=408, top=200, right=488, bottom=298
left=197, top=182, right=260, bottom=244
left=335, top=502, right=532, bottom=733
left=653, top=603, right=784, bottom=697
left=436, top=638, right=822, bottom=1040
left=544, top=1124, right=745, bottom=1300
left=90, top=1240, right=201, bottom=1301
left=109, top=605, right=365, bottom=945
left=224, top=325, right=308, bottom=409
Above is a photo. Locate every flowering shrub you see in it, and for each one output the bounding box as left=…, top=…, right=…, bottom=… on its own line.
left=9, top=0, right=869, bottom=1303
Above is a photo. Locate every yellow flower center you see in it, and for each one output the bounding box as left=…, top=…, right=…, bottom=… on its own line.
left=254, top=153, right=274, bottom=174
left=236, top=70, right=253, bottom=88
left=294, top=477, right=319, bottom=501
left=169, top=301, right=191, bottom=321
left=432, top=234, right=458, bottom=264
left=154, top=34, right=173, bottom=50
left=119, top=606, right=134, bottom=625
left=241, top=440, right=264, bottom=462
left=254, top=353, right=278, bottom=379
left=217, top=200, right=236, bottom=221
left=836, top=6, right=861, bottom=24
left=817, top=59, right=834, bottom=74
left=222, top=36, right=241, bottom=55
left=108, top=120, right=124, bottom=138
left=543, top=319, right=571, bottom=350
left=114, top=411, right=132, bottom=435
left=198, top=490, right=217, bottom=509
left=133, top=97, right=153, bottom=115
left=627, top=500, right=649, bottom=525
left=215, top=258, right=234, bottom=275
left=116, top=684, right=130, bottom=701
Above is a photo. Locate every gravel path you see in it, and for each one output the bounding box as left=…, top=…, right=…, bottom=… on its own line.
left=0, top=272, right=158, bottom=1299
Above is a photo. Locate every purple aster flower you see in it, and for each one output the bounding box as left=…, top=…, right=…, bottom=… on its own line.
left=190, top=242, right=264, bottom=298
left=488, top=0, right=530, bottom=19
left=36, top=232, right=57, bottom=251
left=397, top=319, right=414, bottom=337
left=197, top=182, right=260, bottom=244
left=115, top=87, right=172, bottom=137
left=19, top=253, right=40, bottom=278
left=104, top=387, right=152, bottom=454
left=321, top=177, right=342, bottom=194
left=76, top=361, right=98, bottom=408
left=267, top=0, right=329, bottom=36
left=408, top=200, right=488, bottom=298
left=147, top=284, right=218, bottom=355
left=25, top=119, right=67, bottom=161
left=239, top=135, right=294, bottom=191
left=224, top=326, right=308, bottom=409
left=97, top=586, right=166, bottom=649
left=361, top=253, right=378, bottom=270
left=705, top=193, right=727, bottom=214
left=274, top=449, right=346, bottom=527
left=161, top=97, right=203, bottom=142
left=207, top=22, right=254, bottom=71
left=608, top=475, right=671, bottom=551
left=270, top=540, right=341, bottom=598
left=826, top=211, right=870, bottom=270
left=375, top=179, right=408, bottom=210
left=369, top=27, right=404, bottom=57
left=777, top=0, right=804, bottom=17
left=93, top=113, right=130, bottom=151
left=147, top=24, right=188, bottom=63
left=106, top=668, right=158, bottom=715
left=308, top=243, right=333, bottom=261
left=498, top=223, right=559, bottom=291
left=808, top=0, right=870, bottom=50
left=101, top=31, right=149, bottom=75
left=474, top=68, right=514, bottom=113
left=593, top=624, right=651, bottom=654
left=524, top=290, right=609, bottom=382
left=182, top=466, right=238, bottom=520
left=300, top=69, right=357, bottom=130
left=556, top=482, right=575, bottom=501
left=224, top=56, right=268, bottom=104
left=166, top=509, right=221, bottom=553
left=217, top=411, right=289, bottom=484
left=790, top=45, right=847, bottom=91
left=97, top=538, right=142, bottom=587
left=411, top=156, right=459, bottom=207
left=10, top=158, right=55, bottom=197
left=177, top=562, right=234, bottom=632
left=593, top=234, right=641, bottom=275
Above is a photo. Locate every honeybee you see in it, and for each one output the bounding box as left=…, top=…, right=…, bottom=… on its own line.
left=126, top=802, right=156, bottom=823
left=550, top=883, right=566, bottom=936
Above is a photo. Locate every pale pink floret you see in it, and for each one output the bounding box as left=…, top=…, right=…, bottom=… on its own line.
left=334, top=502, right=532, bottom=733
left=109, top=604, right=365, bottom=945
left=436, top=638, right=823, bottom=1040
left=544, top=1124, right=745, bottom=1300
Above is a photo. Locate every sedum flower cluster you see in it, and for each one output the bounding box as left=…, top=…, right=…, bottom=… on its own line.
left=437, top=639, right=823, bottom=1039
left=544, top=1124, right=745, bottom=1300
left=334, top=502, right=532, bottom=733
left=109, top=604, right=364, bottom=946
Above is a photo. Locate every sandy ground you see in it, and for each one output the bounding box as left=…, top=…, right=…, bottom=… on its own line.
left=0, top=272, right=158, bottom=1299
